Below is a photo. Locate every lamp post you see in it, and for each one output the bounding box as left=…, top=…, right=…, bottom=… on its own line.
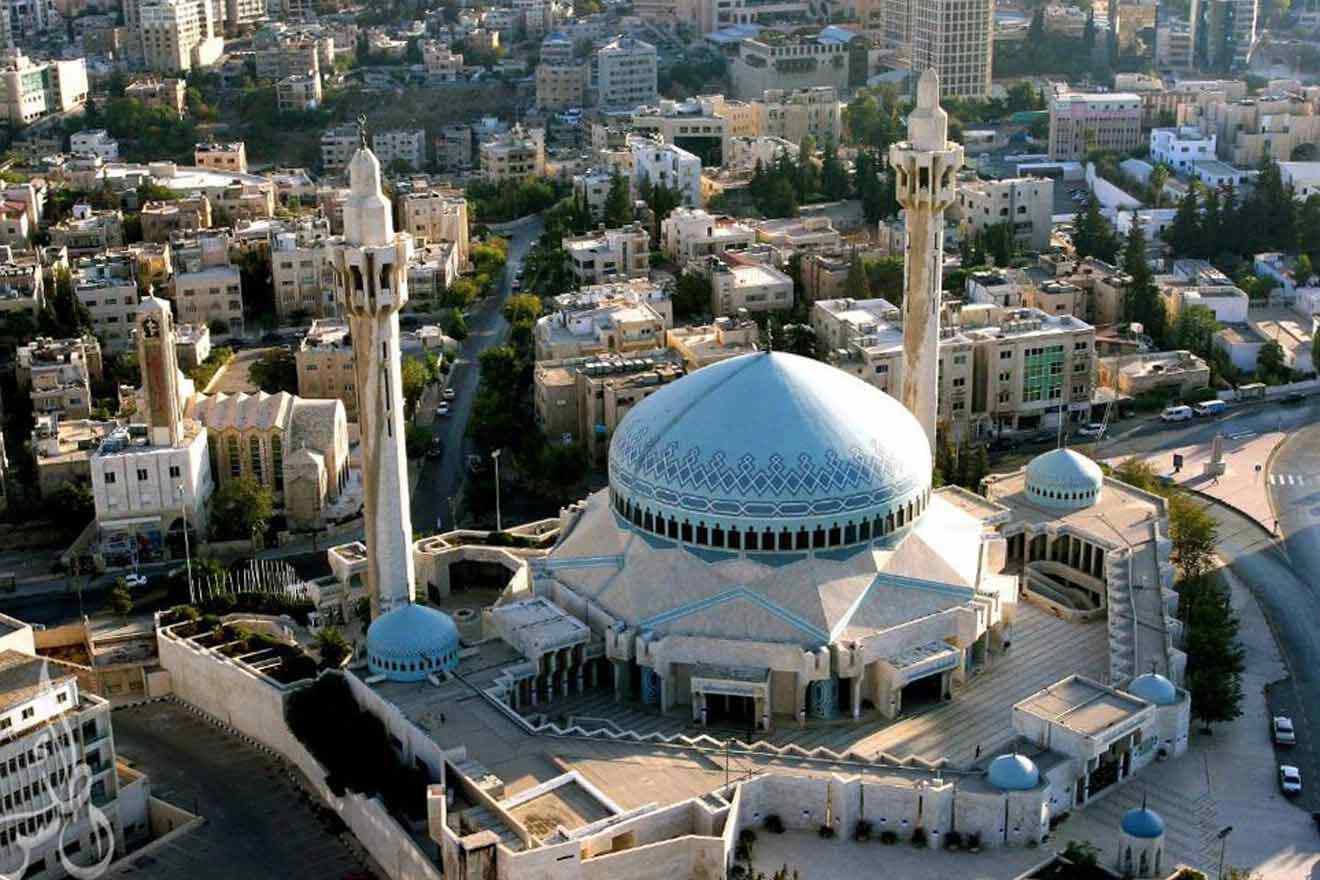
left=1216, top=825, right=1233, bottom=880
left=176, top=484, right=194, bottom=605
left=491, top=449, right=502, bottom=533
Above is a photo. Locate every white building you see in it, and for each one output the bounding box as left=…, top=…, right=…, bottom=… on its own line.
left=1280, top=162, right=1320, bottom=199
left=0, top=54, right=88, bottom=127
left=73, top=253, right=140, bottom=352
left=594, top=35, right=657, bottom=111
left=912, top=0, right=994, bottom=99
left=695, top=252, right=794, bottom=316
left=70, top=129, right=119, bottom=160
left=955, top=176, right=1054, bottom=253
left=139, top=0, right=224, bottom=74
left=629, top=136, right=701, bottom=208
left=372, top=128, right=427, bottom=171
left=17, top=335, right=102, bottom=421
left=660, top=207, right=755, bottom=262
left=272, top=219, right=336, bottom=319
left=562, top=224, right=651, bottom=285
left=1149, top=126, right=1216, bottom=174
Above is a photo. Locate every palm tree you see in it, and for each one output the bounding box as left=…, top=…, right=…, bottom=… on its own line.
left=1149, top=164, right=1170, bottom=209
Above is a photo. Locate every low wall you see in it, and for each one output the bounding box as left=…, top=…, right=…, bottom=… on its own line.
left=580, top=835, right=725, bottom=880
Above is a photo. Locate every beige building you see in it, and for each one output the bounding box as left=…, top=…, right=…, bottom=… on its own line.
left=1049, top=93, right=1143, bottom=161
left=799, top=250, right=851, bottom=302
left=0, top=54, right=88, bottom=126
left=170, top=232, right=244, bottom=335
left=1097, top=350, right=1210, bottom=397
left=534, top=292, right=669, bottom=361
left=954, top=176, right=1055, bottom=253
left=694, top=252, right=794, bottom=316
left=536, top=62, right=588, bottom=111
left=297, top=318, right=358, bottom=420
left=139, top=195, right=211, bottom=242
left=660, top=207, right=755, bottom=262
left=321, top=122, right=361, bottom=175
left=563, top=224, right=651, bottom=285
left=0, top=252, right=45, bottom=316
left=125, top=76, right=186, bottom=115
left=730, top=33, right=850, bottom=102
left=50, top=204, right=124, bottom=255
left=194, top=141, right=247, bottom=173
left=755, top=87, right=843, bottom=146
left=372, top=128, right=426, bottom=171
left=140, top=0, right=223, bottom=73
left=73, top=252, right=140, bottom=350
left=272, top=219, right=336, bottom=319
left=17, top=335, right=102, bottom=420
left=664, top=316, right=759, bottom=369
left=397, top=187, right=470, bottom=265
left=753, top=215, right=842, bottom=252
left=421, top=41, right=463, bottom=80
left=407, top=241, right=459, bottom=307
left=479, top=125, right=546, bottom=182
left=433, top=124, right=472, bottom=172
left=911, top=0, right=994, bottom=99
left=276, top=72, right=322, bottom=112
left=594, top=35, right=657, bottom=110
left=1181, top=93, right=1320, bottom=167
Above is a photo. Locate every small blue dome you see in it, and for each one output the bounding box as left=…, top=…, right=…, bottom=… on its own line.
left=367, top=603, right=461, bottom=683
left=987, top=753, right=1040, bottom=790
left=1024, top=448, right=1103, bottom=510
left=1121, top=806, right=1165, bottom=839
left=1127, top=672, right=1179, bottom=706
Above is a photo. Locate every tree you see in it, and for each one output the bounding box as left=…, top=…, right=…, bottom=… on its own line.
left=865, top=256, right=905, bottom=304
left=43, top=482, right=94, bottom=532
left=249, top=349, right=297, bottom=394
left=672, top=271, right=712, bottom=321
left=1165, top=186, right=1200, bottom=257
left=1183, top=577, right=1246, bottom=732
left=1296, top=253, right=1314, bottom=286
left=443, top=308, right=468, bottom=341
left=401, top=357, right=428, bottom=415
left=1256, top=340, right=1288, bottom=384
left=209, top=477, right=274, bottom=541
left=844, top=253, right=869, bottom=300
left=1173, top=304, right=1219, bottom=361
left=109, top=578, right=133, bottom=620
left=503, top=293, right=541, bottom=327
left=603, top=172, right=632, bottom=227
left=1168, top=493, right=1218, bottom=581
left=819, top=137, right=850, bottom=201
left=1121, top=216, right=1167, bottom=343
left=1148, top=164, right=1169, bottom=208
left=316, top=626, right=351, bottom=667
left=1072, top=194, right=1119, bottom=263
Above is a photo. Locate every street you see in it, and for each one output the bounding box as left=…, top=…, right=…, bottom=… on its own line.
left=410, top=217, right=543, bottom=534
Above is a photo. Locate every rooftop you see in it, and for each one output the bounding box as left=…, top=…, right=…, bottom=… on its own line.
left=1014, top=674, right=1149, bottom=738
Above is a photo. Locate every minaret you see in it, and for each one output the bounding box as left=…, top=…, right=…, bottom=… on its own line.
left=136, top=295, right=182, bottom=448
left=330, top=130, right=417, bottom=618
left=890, top=69, right=963, bottom=451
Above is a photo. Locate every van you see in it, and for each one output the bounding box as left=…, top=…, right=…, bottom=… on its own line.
left=1193, top=400, right=1227, bottom=417
left=1160, top=405, right=1194, bottom=422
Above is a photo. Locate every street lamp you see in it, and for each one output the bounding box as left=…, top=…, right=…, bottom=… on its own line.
left=491, top=449, right=502, bottom=533
left=176, top=484, right=194, bottom=605
left=1216, top=825, right=1233, bottom=880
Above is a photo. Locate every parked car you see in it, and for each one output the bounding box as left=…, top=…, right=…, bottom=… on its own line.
left=123, top=573, right=148, bottom=588
left=1160, top=405, right=1194, bottom=422
left=1281, top=764, right=1303, bottom=796
left=466, top=454, right=485, bottom=474
left=1283, top=391, right=1307, bottom=405
left=1274, top=715, right=1297, bottom=746
left=1077, top=423, right=1106, bottom=438
left=436, top=401, right=451, bottom=417
left=1193, top=400, right=1227, bottom=417
left=442, top=387, right=456, bottom=401
left=426, top=438, right=444, bottom=460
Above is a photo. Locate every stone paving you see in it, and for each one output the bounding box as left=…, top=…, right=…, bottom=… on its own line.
left=520, top=603, right=1109, bottom=765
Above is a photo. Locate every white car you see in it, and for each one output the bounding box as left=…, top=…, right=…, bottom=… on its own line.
left=123, top=573, right=148, bottom=588
left=1274, top=715, right=1297, bottom=746
left=436, top=402, right=451, bottom=417
left=1160, top=405, right=1194, bottom=422
left=1280, top=764, right=1302, bottom=796
left=1077, top=423, right=1106, bottom=438
left=443, top=387, right=456, bottom=401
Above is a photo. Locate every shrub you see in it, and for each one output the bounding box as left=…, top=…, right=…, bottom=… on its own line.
left=911, top=827, right=927, bottom=848
left=880, top=830, right=897, bottom=845
left=730, top=866, right=747, bottom=880
left=763, top=814, right=784, bottom=834
left=739, top=828, right=757, bottom=847
left=944, top=830, right=962, bottom=849
left=967, top=831, right=982, bottom=851
left=853, top=819, right=872, bottom=841
left=817, top=824, right=836, bottom=839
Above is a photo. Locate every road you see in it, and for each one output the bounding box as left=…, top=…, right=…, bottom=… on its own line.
left=410, top=217, right=543, bottom=534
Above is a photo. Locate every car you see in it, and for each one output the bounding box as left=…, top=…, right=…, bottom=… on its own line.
left=1193, top=400, right=1227, bottom=417
left=442, top=387, right=456, bottom=401
left=123, top=573, right=148, bottom=588
left=1160, top=405, right=1194, bottom=422
left=1077, top=422, right=1106, bottom=439
left=1283, top=391, right=1307, bottom=405
left=1281, top=764, right=1303, bottom=796
left=426, top=439, right=444, bottom=459
left=988, top=436, right=1019, bottom=454
left=466, top=454, right=485, bottom=473
left=436, top=401, right=451, bottom=417
left=512, top=278, right=522, bottom=291
left=1274, top=715, right=1297, bottom=746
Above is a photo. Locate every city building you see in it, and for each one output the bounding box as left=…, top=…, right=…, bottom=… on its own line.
left=571, top=168, right=613, bottom=220
left=479, top=125, right=546, bottom=182
left=51, top=205, right=124, bottom=257
left=911, top=0, right=994, bottom=99
left=170, top=232, right=244, bottom=336
left=73, top=253, right=140, bottom=351
left=276, top=72, right=322, bottom=112
left=1181, top=92, right=1320, bottom=167
left=0, top=201, right=30, bottom=250
left=396, top=187, right=469, bottom=266
left=173, top=322, right=211, bottom=369
left=630, top=136, right=701, bottom=208
left=193, top=141, right=247, bottom=174
left=70, top=129, right=119, bottom=160
left=593, top=36, right=657, bottom=110
left=271, top=219, right=336, bottom=319
left=421, top=41, right=463, bottom=80
left=321, top=123, right=362, bottom=175
left=1279, top=161, right=1320, bottom=199
left=372, top=129, right=426, bottom=172
left=692, top=251, right=794, bottom=316
left=664, top=315, right=759, bottom=369
left=730, top=30, right=851, bottom=101
left=534, top=285, right=670, bottom=361
left=16, top=335, right=102, bottom=421
left=124, top=77, right=187, bottom=115
left=660, top=207, right=755, bottom=261
left=0, top=251, right=44, bottom=315
left=1048, top=93, right=1143, bottom=161
left=535, top=61, right=588, bottom=110
left=562, top=224, right=651, bottom=285
left=433, top=124, right=472, bottom=172
left=139, top=0, right=224, bottom=74
left=752, top=215, right=842, bottom=252
left=297, top=319, right=358, bottom=420
left=0, top=54, right=88, bottom=127
left=1097, top=350, right=1210, bottom=397
left=1149, top=126, right=1217, bottom=174
left=139, top=196, right=211, bottom=243
left=755, top=87, right=843, bottom=146
left=954, top=176, right=1054, bottom=253
left=1156, top=259, right=1249, bottom=324
left=407, top=242, right=459, bottom=307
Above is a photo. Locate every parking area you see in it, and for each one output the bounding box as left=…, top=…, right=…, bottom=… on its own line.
left=110, top=701, right=376, bottom=879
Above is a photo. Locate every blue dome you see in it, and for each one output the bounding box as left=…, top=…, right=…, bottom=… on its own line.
left=987, top=753, right=1040, bottom=791
left=1127, top=672, right=1179, bottom=706
left=1121, top=807, right=1165, bottom=839
left=1024, top=448, right=1103, bottom=510
left=608, top=352, right=933, bottom=550
left=367, top=603, right=461, bottom=682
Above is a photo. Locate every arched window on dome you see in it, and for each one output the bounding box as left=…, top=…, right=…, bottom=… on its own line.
left=844, top=523, right=857, bottom=544
left=828, top=525, right=842, bottom=547
left=711, top=525, right=725, bottom=547
left=745, top=529, right=759, bottom=551
left=811, top=526, right=826, bottom=548
left=897, top=506, right=906, bottom=527
left=643, top=511, right=654, bottom=532
left=856, top=521, right=869, bottom=542
left=631, top=505, right=642, bottom=527
left=727, top=528, right=741, bottom=549
left=778, top=528, right=793, bottom=551
left=696, top=523, right=708, bottom=544
left=680, top=521, right=693, bottom=543
left=795, top=528, right=809, bottom=551
left=666, top=517, right=678, bottom=540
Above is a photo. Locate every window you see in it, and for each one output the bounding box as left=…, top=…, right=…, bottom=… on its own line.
left=20, top=708, right=33, bottom=720
left=104, top=472, right=116, bottom=485
left=226, top=435, right=241, bottom=478
left=999, top=350, right=1013, bottom=360
left=136, top=468, right=148, bottom=481
left=169, top=465, right=181, bottom=478
left=249, top=435, right=263, bottom=484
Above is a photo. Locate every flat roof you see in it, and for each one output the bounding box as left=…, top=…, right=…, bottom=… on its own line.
left=1015, top=675, right=1148, bottom=737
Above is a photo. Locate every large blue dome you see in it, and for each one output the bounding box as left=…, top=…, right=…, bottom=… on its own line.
left=987, top=753, right=1040, bottom=790
left=1127, top=672, right=1179, bottom=706
left=607, top=352, right=932, bottom=552
left=367, top=603, right=461, bottom=682
left=1121, top=806, right=1165, bottom=839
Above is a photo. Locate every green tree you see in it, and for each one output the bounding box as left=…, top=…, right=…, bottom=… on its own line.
left=1168, top=493, right=1219, bottom=581
left=1165, top=185, right=1200, bottom=257
left=844, top=253, right=869, bottom=300
left=1148, top=164, right=1170, bottom=208
left=603, top=172, right=633, bottom=227
left=1296, top=253, right=1314, bottom=284
left=1072, top=194, right=1119, bottom=262
left=865, top=256, right=905, bottom=304
left=401, top=357, right=428, bottom=415
left=1121, top=216, right=1166, bottom=343
left=503, top=293, right=542, bottom=326
left=1183, top=577, right=1246, bottom=732
left=1256, top=340, right=1288, bottom=383
left=109, top=578, right=133, bottom=620
left=443, top=308, right=468, bottom=341
left=316, top=626, right=352, bottom=667
left=819, top=137, right=850, bottom=201
left=209, top=476, right=274, bottom=540
left=672, top=271, right=712, bottom=321
left=249, top=349, right=298, bottom=394
left=1173, top=304, right=1219, bottom=361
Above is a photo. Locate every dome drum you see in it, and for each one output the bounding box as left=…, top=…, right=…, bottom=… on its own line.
left=367, top=603, right=462, bottom=683
left=1024, top=449, right=1104, bottom=511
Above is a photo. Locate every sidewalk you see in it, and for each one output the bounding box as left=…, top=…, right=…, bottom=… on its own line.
left=1102, top=428, right=1284, bottom=530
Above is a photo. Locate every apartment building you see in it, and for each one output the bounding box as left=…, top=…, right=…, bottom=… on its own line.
left=562, top=224, right=651, bottom=285
left=665, top=316, right=759, bottom=369
left=911, top=0, right=994, bottom=99
left=124, top=77, right=186, bottom=115
left=0, top=54, right=88, bottom=126
left=433, top=124, right=473, bottom=171
left=594, top=36, right=657, bottom=110
left=170, top=232, right=244, bottom=336
left=536, top=62, right=588, bottom=111
left=1048, top=93, right=1143, bottom=160
left=730, top=31, right=850, bottom=101
left=139, top=196, right=210, bottom=243
left=272, top=219, right=336, bottom=319
left=753, top=215, right=841, bottom=252
left=1181, top=93, right=1320, bottom=167
left=479, top=125, right=546, bottom=182
left=572, top=168, right=613, bottom=220
left=0, top=202, right=30, bottom=251
left=276, top=72, right=322, bottom=112
left=297, top=319, right=357, bottom=419
left=755, top=87, right=843, bottom=146
left=535, top=279, right=673, bottom=360
left=1149, top=126, right=1217, bottom=174
left=954, top=176, right=1055, bottom=253
left=661, top=207, right=755, bottom=262
left=396, top=187, right=469, bottom=265
left=70, top=129, right=119, bottom=160
left=694, top=252, right=794, bottom=316
left=194, top=141, right=247, bottom=173
left=16, top=335, right=102, bottom=420
left=253, top=32, right=324, bottom=80
left=372, top=129, right=426, bottom=171
left=421, top=41, right=463, bottom=80
left=320, top=122, right=361, bottom=175
left=50, top=205, right=124, bottom=256
left=139, top=0, right=223, bottom=74
left=407, top=241, right=459, bottom=307
left=630, top=136, right=701, bottom=207
left=73, top=253, right=140, bottom=351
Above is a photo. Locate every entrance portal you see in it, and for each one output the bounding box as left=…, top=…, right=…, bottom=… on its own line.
left=706, top=693, right=755, bottom=728
left=901, top=673, right=944, bottom=714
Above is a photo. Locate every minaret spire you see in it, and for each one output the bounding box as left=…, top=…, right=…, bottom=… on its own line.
left=890, top=69, right=964, bottom=452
